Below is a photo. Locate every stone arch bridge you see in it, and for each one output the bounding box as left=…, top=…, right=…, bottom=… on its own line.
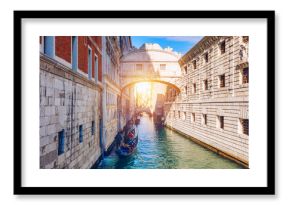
left=120, top=43, right=182, bottom=92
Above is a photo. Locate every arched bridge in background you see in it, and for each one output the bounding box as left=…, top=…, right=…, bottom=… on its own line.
left=120, top=43, right=182, bottom=92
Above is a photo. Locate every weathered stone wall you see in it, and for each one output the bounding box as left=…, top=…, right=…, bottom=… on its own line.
left=40, top=55, right=102, bottom=169
left=164, top=36, right=249, bottom=166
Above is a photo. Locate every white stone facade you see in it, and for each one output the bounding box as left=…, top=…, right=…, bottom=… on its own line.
left=164, top=36, right=249, bottom=167
left=40, top=55, right=102, bottom=168
left=102, top=37, right=132, bottom=152
left=120, top=43, right=182, bottom=91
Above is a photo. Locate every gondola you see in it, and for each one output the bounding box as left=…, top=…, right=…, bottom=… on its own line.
left=116, top=126, right=138, bottom=157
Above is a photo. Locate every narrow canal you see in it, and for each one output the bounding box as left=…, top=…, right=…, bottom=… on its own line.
left=95, top=113, right=243, bottom=169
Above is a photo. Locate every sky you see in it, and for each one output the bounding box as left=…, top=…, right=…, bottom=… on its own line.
left=131, top=36, right=203, bottom=55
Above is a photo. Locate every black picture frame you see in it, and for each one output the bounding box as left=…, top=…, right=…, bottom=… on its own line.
left=14, top=10, right=275, bottom=195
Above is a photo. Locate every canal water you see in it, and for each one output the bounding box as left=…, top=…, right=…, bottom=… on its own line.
left=96, top=114, right=243, bottom=169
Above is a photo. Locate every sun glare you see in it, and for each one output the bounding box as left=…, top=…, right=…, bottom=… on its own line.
left=135, top=82, right=152, bottom=107
left=135, top=82, right=151, bottom=93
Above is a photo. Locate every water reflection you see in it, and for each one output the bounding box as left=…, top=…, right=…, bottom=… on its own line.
left=96, top=114, right=243, bottom=169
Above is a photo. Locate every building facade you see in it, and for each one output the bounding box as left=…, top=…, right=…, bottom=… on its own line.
left=164, top=36, right=249, bottom=167
left=101, top=36, right=132, bottom=153
left=39, top=36, right=103, bottom=168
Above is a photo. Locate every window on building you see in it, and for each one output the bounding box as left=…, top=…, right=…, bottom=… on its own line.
left=193, top=60, right=197, bottom=70
left=178, top=111, right=181, bottom=119
left=58, top=129, right=65, bottom=155
left=94, top=55, right=98, bottom=82
left=184, top=66, right=187, bottom=74
left=160, top=64, right=166, bottom=70
left=191, top=113, right=195, bottom=123
left=72, top=36, right=78, bottom=71
left=91, top=121, right=95, bottom=136
left=239, top=119, right=249, bottom=135
left=220, top=41, right=226, bottom=54
left=79, top=125, right=83, bottom=143
left=88, top=48, right=92, bottom=80
left=204, top=80, right=208, bottom=90
left=193, top=83, right=197, bottom=94
left=217, top=116, right=224, bottom=129
left=219, top=74, right=225, bottom=88
left=43, top=36, right=54, bottom=58
left=203, top=114, right=207, bottom=125
left=136, top=64, right=143, bottom=71
left=184, top=86, right=187, bottom=95
left=182, top=112, right=186, bottom=121
left=204, top=52, right=209, bottom=63
left=241, top=67, right=249, bottom=84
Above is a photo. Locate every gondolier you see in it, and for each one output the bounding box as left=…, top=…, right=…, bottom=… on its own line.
left=116, top=120, right=138, bottom=157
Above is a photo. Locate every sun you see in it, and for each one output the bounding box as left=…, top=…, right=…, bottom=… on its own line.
left=135, top=82, right=152, bottom=107
left=135, top=82, right=151, bottom=94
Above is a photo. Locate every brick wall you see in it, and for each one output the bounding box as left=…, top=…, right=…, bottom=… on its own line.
left=55, top=36, right=72, bottom=63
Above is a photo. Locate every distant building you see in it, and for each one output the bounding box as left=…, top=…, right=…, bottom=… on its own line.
left=164, top=36, right=249, bottom=167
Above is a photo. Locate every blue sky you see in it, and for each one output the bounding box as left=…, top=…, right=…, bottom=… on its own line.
left=131, top=36, right=203, bottom=55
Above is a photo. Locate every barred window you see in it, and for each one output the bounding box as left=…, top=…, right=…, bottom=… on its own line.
left=204, top=80, right=208, bottom=90
left=218, top=116, right=224, bottom=129
left=184, top=66, right=188, bottom=74
left=160, top=64, right=166, bottom=70
left=242, top=119, right=249, bottom=135
left=193, top=60, right=197, bottom=69
left=220, top=74, right=225, bottom=88
left=91, top=121, right=95, bottom=135
left=191, top=113, right=195, bottom=123
left=204, top=52, right=209, bottom=63
left=203, top=114, right=207, bottom=125
left=79, top=125, right=83, bottom=143
left=58, top=129, right=65, bottom=155
left=136, top=64, right=142, bottom=71
left=220, top=41, right=226, bottom=54
left=242, top=67, right=249, bottom=84
left=193, top=83, right=197, bottom=94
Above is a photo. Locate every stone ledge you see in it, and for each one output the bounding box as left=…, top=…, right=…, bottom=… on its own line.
left=40, top=54, right=102, bottom=92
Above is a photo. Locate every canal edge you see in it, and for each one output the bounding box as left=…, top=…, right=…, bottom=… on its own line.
left=165, top=124, right=249, bottom=168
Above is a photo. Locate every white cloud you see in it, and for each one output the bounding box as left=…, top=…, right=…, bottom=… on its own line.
left=163, top=36, right=203, bottom=42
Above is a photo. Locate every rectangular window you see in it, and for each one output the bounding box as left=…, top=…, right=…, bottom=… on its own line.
left=191, top=113, right=195, bottom=123
left=160, top=64, right=166, bottom=70
left=203, top=114, right=207, bottom=125
left=184, top=86, right=187, bottom=95
left=220, top=74, right=225, bottom=88
left=88, top=48, right=92, bottom=80
left=91, top=121, right=95, bottom=136
left=58, top=129, right=65, bottom=155
left=193, top=60, right=197, bottom=69
left=193, top=83, right=197, bottom=94
left=178, top=111, right=180, bottom=119
left=182, top=112, right=186, bottom=121
left=204, top=80, right=208, bottom=90
left=72, top=36, right=78, bottom=71
left=220, top=41, right=226, bottom=54
left=44, top=36, right=54, bottom=58
left=184, top=66, right=187, bottom=74
left=94, top=55, right=98, bottom=82
left=242, top=119, right=249, bottom=135
left=204, top=52, right=209, bottom=63
left=242, top=67, right=249, bottom=84
left=79, top=125, right=83, bottom=143
left=136, top=64, right=142, bottom=71
left=219, top=116, right=224, bottom=129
